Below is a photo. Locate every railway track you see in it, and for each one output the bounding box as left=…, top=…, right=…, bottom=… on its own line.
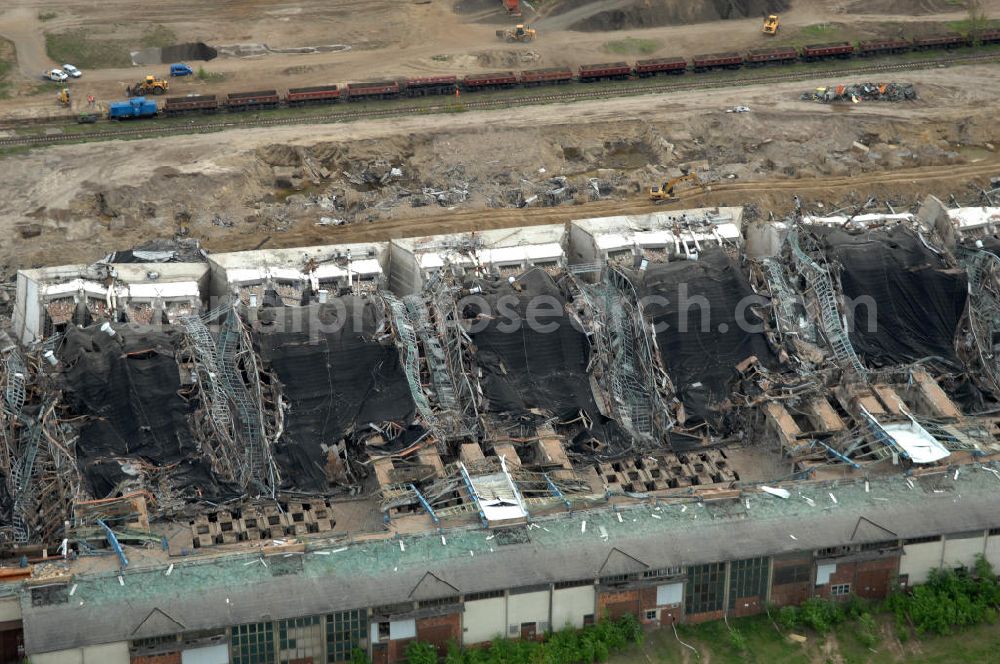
left=2, top=51, right=999, bottom=149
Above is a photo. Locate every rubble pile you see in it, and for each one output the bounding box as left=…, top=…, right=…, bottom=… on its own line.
left=801, top=82, right=917, bottom=103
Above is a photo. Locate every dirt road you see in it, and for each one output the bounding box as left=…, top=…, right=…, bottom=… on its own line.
left=0, top=6, right=55, bottom=76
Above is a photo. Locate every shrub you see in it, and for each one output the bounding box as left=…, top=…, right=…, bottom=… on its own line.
left=778, top=605, right=800, bottom=631
left=350, top=648, right=371, bottom=664
left=728, top=627, right=747, bottom=652
left=798, top=597, right=845, bottom=634
left=405, top=641, right=438, bottom=664
left=855, top=612, right=879, bottom=649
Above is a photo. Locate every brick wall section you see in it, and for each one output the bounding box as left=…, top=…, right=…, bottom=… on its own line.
left=131, top=653, right=181, bottom=664
left=684, top=609, right=724, bottom=625
left=597, top=589, right=640, bottom=621
left=770, top=557, right=814, bottom=607
left=416, top=612, right=461, bottom=657
left=729, top=594, right=764, bottom=618
left=385, top=637, right=414, bottom=664
left=816, top=555, right=899, bottom=600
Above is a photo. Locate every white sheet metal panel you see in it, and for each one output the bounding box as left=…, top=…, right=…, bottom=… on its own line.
left=32, top=642, right=130, bottom=664
left=943, top=532, right=985, bottom=570
left=552, top=585, right=595, bottom=630
left=507, top=590, right=549, bottom=633
left=986, top=535, right=1000, bottom=570
left=656, top=582, right=683, bottom=606
left=815, top=563, right=836, bottom=585
left=900, top=540, right=944, bottom=585
left=181, top=644, right=228, bottom=664
left=390, top=618, right=416, bottom=640
left=463, top=597, right=506, bottom=645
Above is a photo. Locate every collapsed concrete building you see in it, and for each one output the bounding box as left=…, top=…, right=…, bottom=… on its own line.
left=2, top=197, right=1000, bottom=664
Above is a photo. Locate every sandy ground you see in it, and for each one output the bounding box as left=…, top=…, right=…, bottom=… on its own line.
left=2, top=61, right=999, bottom=274
left=2, top=0, right=1000, bottom=118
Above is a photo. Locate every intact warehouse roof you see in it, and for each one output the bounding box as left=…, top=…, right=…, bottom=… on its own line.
left=21, top=468, right=1000, bottom=653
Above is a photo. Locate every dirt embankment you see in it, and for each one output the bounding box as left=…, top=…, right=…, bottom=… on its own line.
left=550, top=0, right=791, bottom=32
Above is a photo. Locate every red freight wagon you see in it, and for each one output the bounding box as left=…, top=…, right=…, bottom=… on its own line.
left=286, top=85, right=340, bottom=106
left=578, top=62, right=632, bottom=82
left=345, top=80, right=401, bottom=100
left=225, top=90, right=280, bottom=111
left=976, top=29, right=1000, bottom=45
left=913, top=33, right=968, bottom=49
left=857, top=39, right=910, bottom=56
left=461, top=71, right=518, bottom=90
left=745, top=47, right=798, bottom=66
left=634, top=57, right=687, bottom=77
left=403, top=75, right=458, bottom=96
left=692, top=52, right=743, bottom=72
left=801, top=42, right=855, bottom=60
left=520, top=67, right=574, bottom=86
left=163, top=94, right=219, bottom=115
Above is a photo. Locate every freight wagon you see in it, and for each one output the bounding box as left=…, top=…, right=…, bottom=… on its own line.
left=578, top=62, right=632, bottom=82
left=345, top=81, right=401, bottom=101
left=745, top=47, right=798, bottom=66
left=913, top=33, right=968, bottom=50
left=692, top=52, right=743, bottom=72
left=162, top=95, right=219, bottom=116
left=403, top=76, right=458, bottom=96
left=634, top=57, right=687, bottom=77
left=801, top=42, right=855, bottom=61
left=520, top=67, right=574, bottom=86
left=857, top=39, right=911, bottom=56
left=285, top=85, right=341, bottom=107
left=225, top=90, right=280, bottom=111
left=461, top=71, right=518, bottom=91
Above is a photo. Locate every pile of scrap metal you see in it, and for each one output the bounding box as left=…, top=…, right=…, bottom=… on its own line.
left=802, top=82, right=917, bottom=103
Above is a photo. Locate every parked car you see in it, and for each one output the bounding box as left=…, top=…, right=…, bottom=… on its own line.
left=44, top=69, right=68, bottom=82
left=62, top=64, right=82, bottom=78
left=170, top=63, right=194, bottom=77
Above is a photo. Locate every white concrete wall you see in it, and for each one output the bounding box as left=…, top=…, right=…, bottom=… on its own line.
left=387, top=242, right=422, bottom=296
left=13, top=272, right=41, bottom=344
left=743, top=222, right=787, bottom=258
left=900, top=540, right=943, bottom=585
left=0, top=596, right=21, bottom=622
left=552, top=586, right=595, bottom=631
left=943, top=532, right=986, bottom=570
left=986, top=534, right=1000, bottom=571
left=464, top=596, right=506, bottom=645
left=507, top=590, right=550, bottom=636
left=568, top=224, right=598, bottom=266
left=31, top=642, right=129, bottom=664
left=181, top=644, right=229, bottom=664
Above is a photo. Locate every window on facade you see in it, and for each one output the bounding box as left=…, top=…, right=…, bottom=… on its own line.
left=728, top=557, right=769, bottom=610
left=860, top=540, right=897, bottom=552
left=831, top=584, right=851, bottom=597
left=685, top=562, right=726, bottom=614
left=326, top=609, right=367, bottom=663
left=599, top=574, right=632, bottom=586
left=131, top=634, right=180, bottom=653
left=772, top=563, right=810, bottom=585
left=231, top=622, right=276, bottom=664
left=583, top=614, right=595, bottom=627
left=643, top=567, right=683, bottom=579
left=378, top=622, right=390, bottom=641
left=816, top=545, right=853, bottom=558
left=465, top=590, right=505, bottom=601
left=554, top=580, right=593, bottom=590
left=644, top=610, right=658, bottom=621
left=904, top=535, right=941, bottom=545
left=417, top=596, right=459, bottom=609
left=277, top=615, right=323, bottom=664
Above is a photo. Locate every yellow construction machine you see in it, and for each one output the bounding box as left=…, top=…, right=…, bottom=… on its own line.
left=496, top=24, right=537, bottom=43
left=763, top=15, right=780, bottom=35
left=57, top=88, right=71, bottom=107
left=648, top=173, right=703, bottom=202
left=128, top=75, right=169, bottom=96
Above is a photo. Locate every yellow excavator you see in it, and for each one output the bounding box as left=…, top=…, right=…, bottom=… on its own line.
left=127, top=75, right=169, bottom=96
left=648, top=173, right=703, bottom=202
left=496, top=24, right=537, bottom=43
left=763, top=15, right=780, bottom=35
left=57, top=88, right=71, bottom=107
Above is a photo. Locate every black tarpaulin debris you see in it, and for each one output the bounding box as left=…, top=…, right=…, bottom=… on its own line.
left=632, top=248, right=777, bottom=428
left=58, top=325, right=219, bottom=498
left=811, top=225, right=967, bottom=368
left=256, top=298, right=415, bottom=491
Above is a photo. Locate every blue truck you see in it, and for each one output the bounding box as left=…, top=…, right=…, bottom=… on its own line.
left=170, top=63, right=194, bottom=77
left=108, top=97, right=158, bottom=120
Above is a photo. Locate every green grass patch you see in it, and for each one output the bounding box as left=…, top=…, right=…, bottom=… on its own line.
left=196, top=66, right=225, bottom=82
left=603, top=37, right=661, bottom=56
left=948, top=18, right=1000, bottom=33
left=800, top=23, right=837, bottom=38
left=45, top=23, right=178, bottom=70
left=0, top=37, right=15, bottom=100
left=37, top=11, right=58, bottom=22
